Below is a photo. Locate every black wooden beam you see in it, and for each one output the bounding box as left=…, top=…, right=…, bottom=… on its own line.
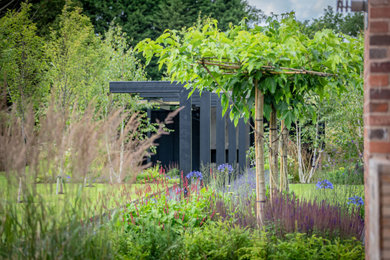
left=179, top=89, right=192, bottom=174
left=199, top=91, right=211, bottom=167
left=110, top=81, right=223, bottom=107
left=110, top=81, right=183, bottom=94
left=216, top=97, right=226, bottom=165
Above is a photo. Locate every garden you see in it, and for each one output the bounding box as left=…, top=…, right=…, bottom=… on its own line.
left=0, top=2, right=364, bottom=259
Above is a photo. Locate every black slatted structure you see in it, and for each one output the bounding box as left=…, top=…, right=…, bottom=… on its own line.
left=110, top=81, right=250, bottom=173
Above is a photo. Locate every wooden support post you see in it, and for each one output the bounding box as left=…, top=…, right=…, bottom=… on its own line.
left=280, top=120, right=289, bottom=191
left=255, top=81, right=266, bottom=226
left=269, top=106, right=279, bottom=196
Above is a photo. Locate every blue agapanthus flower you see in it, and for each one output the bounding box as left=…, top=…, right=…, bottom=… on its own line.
left=186, top=171, right=203, bottom=180
left=348, top=196, right=364, bottom=206
left=316, top=179, right=334, bottom=189
left=217, top=163, right=233, bottom=174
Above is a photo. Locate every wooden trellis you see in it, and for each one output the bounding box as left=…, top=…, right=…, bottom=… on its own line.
left=196, top=56, right=337, bottom=224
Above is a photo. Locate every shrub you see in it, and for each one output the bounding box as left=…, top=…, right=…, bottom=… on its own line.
left=135, top=165, right=162, bottom=183
left=119, top=185, right=217, bottom=259
left=166, top=168, right=180, bottom=178
left=314, top=165, right=364, bottom=185
left=115, top=220, right=364, bottom=260
left=239, top=232, right=364, bottom=260
left=123, top=186, right=216, bottom=235
left=183, top=221, right=252, bottom=259
left=114, top=218, right=183, bottom=259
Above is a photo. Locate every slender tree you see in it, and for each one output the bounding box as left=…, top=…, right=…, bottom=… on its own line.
left=0, top=3, right=47, bottom=119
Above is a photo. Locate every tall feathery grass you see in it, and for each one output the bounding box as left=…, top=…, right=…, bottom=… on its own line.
left=0, top=88, right=180, bottom=258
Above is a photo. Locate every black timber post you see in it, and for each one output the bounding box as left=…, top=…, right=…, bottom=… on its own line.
left=179, top=89, right=192, bottom=175
left=147, top=108, right=152, bottom=164
left=228, top=111, right=237, bottom=165
left=238, top=118, right=249, bottom=173
left=200, top=91, right=211, bottom=167
left=216, top=97, right=226, bottom=166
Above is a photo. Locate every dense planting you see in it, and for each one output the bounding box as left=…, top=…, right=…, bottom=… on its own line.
left=112, top=169, right=364, bottom=259
left=0, top=2, right=365, bottom=259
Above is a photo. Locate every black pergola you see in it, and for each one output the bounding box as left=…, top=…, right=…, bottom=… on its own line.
left=109, top=81, right=250, bottom=174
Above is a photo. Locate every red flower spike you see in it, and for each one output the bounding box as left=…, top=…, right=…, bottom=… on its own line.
left=200, top=216, right=206, bottom=226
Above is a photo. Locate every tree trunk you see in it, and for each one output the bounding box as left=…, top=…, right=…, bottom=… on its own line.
left=17, top=177, right=23, bottom=203
left=269, top=106, right=278, bottom=196
left=280, top=120, right=289, bottom=191
left=59, top=176, right=64, bottom=194
left=307, top=120, right=321, bottom=183
left=56, top=175, right=64, bottom=195
left=105, top=136, right=115, bottom=184
left=104, top=105, right=115, bottom=184
left=296, top=121, right=305, bottom=183
left=118, top=104, right=125, bottom=183
left=254, top=82, right=266, bottom=226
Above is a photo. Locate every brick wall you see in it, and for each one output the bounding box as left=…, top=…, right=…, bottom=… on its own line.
left=365, top=0, right=390, bottom=258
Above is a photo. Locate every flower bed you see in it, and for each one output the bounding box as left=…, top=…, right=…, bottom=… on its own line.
left=113, top=168, right=365, bottom=258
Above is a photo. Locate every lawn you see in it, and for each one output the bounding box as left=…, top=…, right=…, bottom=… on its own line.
left=0, top=174, right=170, bottom=221
left=290, top=183, right=364, bottom=206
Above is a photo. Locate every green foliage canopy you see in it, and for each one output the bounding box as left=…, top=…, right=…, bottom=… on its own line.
left=80, top=0, right=261, bottom=45
left=2, top=0, right=261, bottom=80
left=0, top=3, right=47, bottom=115
left=136, top=16, right=363, bottom=127
left=299, top=6, right=364, bottom=38
left=80, top=0, right=262, bottom=79
left=44, top=3, right=147, bottom=113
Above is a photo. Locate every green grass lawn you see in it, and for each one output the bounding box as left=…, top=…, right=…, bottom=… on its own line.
left=0, top=174, right=169, bottom=220
left=289, top=183, right=364, bottom=206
